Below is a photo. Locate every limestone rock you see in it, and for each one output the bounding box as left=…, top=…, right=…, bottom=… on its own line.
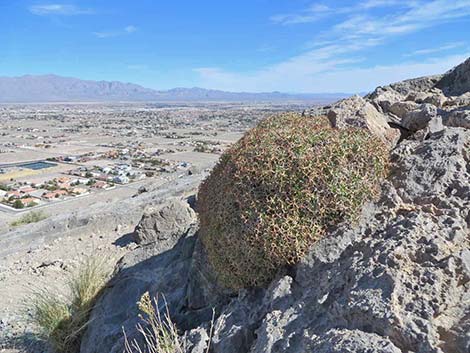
left=248, top=128, right=470, bottom=353
left=445, top=92, right=470, bottom=108
left=82, top=129, right=470, bottom=353
left=388, top=101, right=419, bottom=119
left=436, top=57, right=470, bottom=96
left=423, top=92, right=448, bottom=107
left=401, top=103, right=437, bottom=132
left=406, top=91, right=433, bottom=104
left=327, top=95, right=400, bottom=146
left=366, top=87, right=404, bottom=112
left=133, top=197, right=197, bottom=247
left=80, top=199, right=199, bottom=353
left=389, top=75, right=442, bottom=96
left=443, top=109, right=470, bottom=129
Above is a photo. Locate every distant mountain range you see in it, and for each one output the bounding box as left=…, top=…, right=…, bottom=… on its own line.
left=0, top=74, right=350, bottom=103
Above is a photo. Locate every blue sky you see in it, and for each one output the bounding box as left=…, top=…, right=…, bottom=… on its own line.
left=1, top=0, right=470, bottom=93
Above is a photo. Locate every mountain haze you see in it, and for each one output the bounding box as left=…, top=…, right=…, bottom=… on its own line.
left=0, top=74, right=348, bottom=103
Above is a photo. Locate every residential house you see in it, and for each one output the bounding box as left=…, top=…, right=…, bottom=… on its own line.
left=92, top=181, right=109, bottom=189
left=97, top=174, right=111, bottom=182
left=18, top=197, right=39, bottom=207
left=43, top=189, right=68, bottom=200
left=19, top=186, right=36, bottom=195
left=6, top=190, right=21, bottom=199
left=71, top=187, right=89, bottom=196
left=113, top=175, right=129, bottom=184
left=30, top=189, right=47, bottom=198
left=57, top=176, right=71, bottom=184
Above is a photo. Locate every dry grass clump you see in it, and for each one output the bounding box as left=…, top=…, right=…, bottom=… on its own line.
left=124, top=292, right=214, bottom=353
left=124, top=292, right=184, bottom=353
left=197, top=113, right=389, bottom=290
left=11, top=210, right=48, bottom=227
left=30, top=257, right=111, bottom=353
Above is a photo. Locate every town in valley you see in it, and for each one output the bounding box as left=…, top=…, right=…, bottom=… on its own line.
left=0, top=102, right=310, bottom=231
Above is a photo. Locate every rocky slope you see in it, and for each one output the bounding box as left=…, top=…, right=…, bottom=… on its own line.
left=80, top=58, right=470, bottom=353
left=0, top=174, right=205, bottom=352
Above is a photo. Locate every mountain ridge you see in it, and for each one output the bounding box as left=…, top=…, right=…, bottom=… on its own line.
left=0, top=74, right=350, bottom=103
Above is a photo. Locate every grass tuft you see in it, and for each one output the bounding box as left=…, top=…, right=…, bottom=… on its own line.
left=11, top=210, right=48, bottom=227
left=29, top=257, right=111, bottom=353
left=124, top=292, right=214, bottom=353
left=124, top=292, right=184, bottom=353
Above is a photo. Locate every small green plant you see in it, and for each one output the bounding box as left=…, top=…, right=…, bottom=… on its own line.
left=29, top=257, right=111, bottom=353
left=124, top=292, right=184, bottom=353
left=198, top=113, right=389, bottom=290
left=12, top=199, right=25, bottom=209
left=11, top=210, right=48, bottom=227
left=124, top=292, right=214, bottom=353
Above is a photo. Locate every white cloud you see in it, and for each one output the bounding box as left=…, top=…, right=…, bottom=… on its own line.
left=93, top=25, right=138, bottom=38
left=359, top=0, right=407, bottom=9
left=194, top=54, right=468, bottom=93
left=329, top=0, right=470, bottom=40
left=127, top=64, right=148, bottom=70
left=270, top=3, right=333, bottom=25
left=29, top=4, right=93, bottom=15
left=124, top=25, right=137, bottom=33
left=270, top=0, right=410, bottom=25
left=223, top=0, right=467, bottom=92
left=405, top=42, right=467, bottom=57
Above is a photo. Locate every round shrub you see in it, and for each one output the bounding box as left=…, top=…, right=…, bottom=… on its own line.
left=197, top=113, right=389, bottom=290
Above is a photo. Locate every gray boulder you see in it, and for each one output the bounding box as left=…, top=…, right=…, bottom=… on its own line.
left=423, top=92, right=448, bottom=107
left=388, top=101, right=419, bottom=119
left=443, top=109, right=470, bottom=130
left=248, top=128, right=470, bottom=353
left=389, top=75, right=442, bottom=96
left=366, top=87, right=404, bottom=113
left=445, top=92, right=470, bottom=108
left=80, top=198, right=200, bottom=353
left=133, top=197, right=197, bottom=247
left=401, top=103, right=437, bottom=132
left=327, top=95, right=400, bottom=147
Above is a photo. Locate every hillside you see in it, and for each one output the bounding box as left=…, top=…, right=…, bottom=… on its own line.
left=0, top=57, right=469, bottom=353
left=0, top=74, right=348, bottom=103
left=79, top=57, right=470, bottom=353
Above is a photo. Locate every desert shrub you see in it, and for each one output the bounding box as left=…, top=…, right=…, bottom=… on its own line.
left=29, top=257, right=111, bottom=353
left=11, top=210, right=48, bottom=227
left=12, top=199, right=25, bottom=209
left=197, top=113, right=389, bottom=289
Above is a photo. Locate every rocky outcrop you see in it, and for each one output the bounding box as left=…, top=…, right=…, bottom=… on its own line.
left=81, top=58, right=470, bottom=353
left=306, top=57, right=470, bottom=147
left=81, top=197, right=201, bottom=353
left=436, top=57, right=470, bottom=96
left=247, top=128, right=470, bottom=353
left=327, top=95, right=400, bottom=146
left=401, top=103, right=437, bottom=132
